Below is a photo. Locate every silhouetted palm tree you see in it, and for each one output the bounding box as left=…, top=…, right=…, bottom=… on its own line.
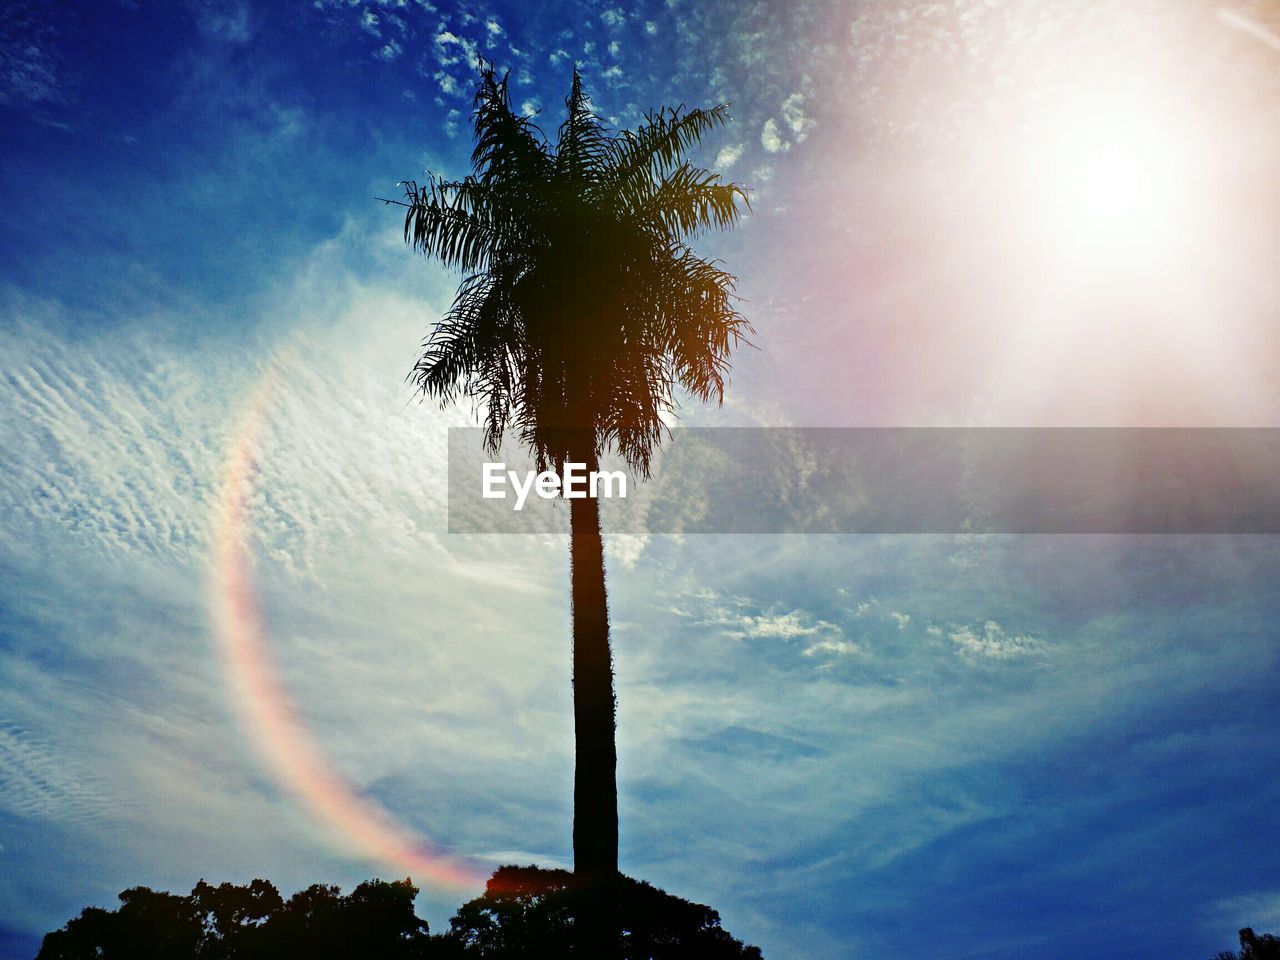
left=396, top=63, right=749, bottom=882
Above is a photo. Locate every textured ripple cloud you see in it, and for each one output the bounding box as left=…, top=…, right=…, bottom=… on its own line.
left=211, top=365, right=485, bottom=892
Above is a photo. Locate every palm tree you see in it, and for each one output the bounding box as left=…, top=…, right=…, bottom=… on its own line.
left=395, top=63, right=750, bottom=883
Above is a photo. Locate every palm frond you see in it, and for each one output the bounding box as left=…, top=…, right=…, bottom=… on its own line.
left=401, top=177, right=505, bottom=273
left=604, top=104, right=731, bottom=208
left=639, top=162, right=750, bottom=237
left=411, top=267, right=522, bottom=410
left=556, top=69, right=610, bottom=184
left=647, top=242, right=752, bottom=406
left=471, top=63, right=553, bottom=185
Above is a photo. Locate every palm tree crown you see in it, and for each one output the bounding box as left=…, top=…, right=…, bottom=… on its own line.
left=401, top=63, right=751, bottom=472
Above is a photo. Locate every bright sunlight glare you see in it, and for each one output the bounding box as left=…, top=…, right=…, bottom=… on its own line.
left=893, top=4, right=1280, bottom=426
left=1014, top=80, right=1205, bottom=277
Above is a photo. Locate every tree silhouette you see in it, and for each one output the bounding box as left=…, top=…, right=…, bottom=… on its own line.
left=443, top=865, right=762, bottom=959
left=189, top=878, right=283, bottom=958
left=393, top=62, right=750, bottom=885
left=37, top=871, right=763, bottom=959
left=1215, top=927, right=1280, bottom=960
left=38, top=878, right=435, bottom=960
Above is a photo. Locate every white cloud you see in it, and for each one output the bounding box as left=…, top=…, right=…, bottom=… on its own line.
left=802, top=638, right=859, bottom=658
left=360, top=9, right=380, bottom=36
left=600, top=7, right=627, bottom=29
left=761, top=118, right=790, bottom=153
left=602, top=65, right=623, bottom=81
left=670, top=589, right=843, bottom=645
left=375, top=39, right=402, bottom=61
left=644, top=20, right=658, bottom=35
left=729, top=612, right=828, bottom=640
left=608, top=40, right=621, bottom=57
left=607, top=533, right=649, bottom=571
left=434, top=70, right=460, bottom=96
left=1205, top=890, right=1280, bottom=935
left=714, top=143, right=744, bottom=171
left=780, top=91, right=816, bottom=142
left=0, top=226, right=583, bottom=923
left=434, top=29, right=478, bottom=68
left=5, top=270, right=1270, bottom=957
left=0, top=723, right=110, bottom=824
left=949, top=620, right=1042, bottom=661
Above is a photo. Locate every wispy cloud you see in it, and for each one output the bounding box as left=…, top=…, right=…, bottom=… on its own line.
left=434, top=70, right=460, bottom=96
left=948, top=620, right=1043, bottom=661
left=779, top=91, right=814, bottom=142
left=1205, top=889, right=1280, bottom=936
left=197, top=3, right=253, bottom=44
left=434, top=29, right=477, bottom=67
left=714, top=142, right=744, bottom=170
left=0, top=221, right=588, bottom=928
left=0, top=1, right=72, bottom=108
left=760, top=118, right=789, bottom=153
left=727, top=611, right=835, bottom=640
left=0, top=723, right=110, bottom=825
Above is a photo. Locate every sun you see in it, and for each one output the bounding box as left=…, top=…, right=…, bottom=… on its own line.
left=968, top=55, right=1274, bottom=424
left=1014, top=80, right=1205, bottom=278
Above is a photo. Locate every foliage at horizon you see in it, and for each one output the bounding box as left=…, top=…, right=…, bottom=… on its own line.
left=36, top=877, right=429, bottom=960
left=35, top=868, right=764, bottom=959
left=36, top=869, right=1280, bottom=959
left=1215, top=927, right=1280, bottom=960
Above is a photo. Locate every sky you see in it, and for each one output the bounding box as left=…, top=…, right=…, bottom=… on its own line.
left=2, top=1, right=1280, bottom=958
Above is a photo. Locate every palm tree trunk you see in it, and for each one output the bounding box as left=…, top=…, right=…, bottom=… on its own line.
left=569, top=450, right=619, bottom=882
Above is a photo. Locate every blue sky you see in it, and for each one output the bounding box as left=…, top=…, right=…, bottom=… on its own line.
left=3, top=1, right=1280, bottom=958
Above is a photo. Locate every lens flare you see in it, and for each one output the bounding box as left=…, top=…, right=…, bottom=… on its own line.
left=1218, top=7, right=1280, bottom=54
left=210, top=360, right=485, bottom=892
